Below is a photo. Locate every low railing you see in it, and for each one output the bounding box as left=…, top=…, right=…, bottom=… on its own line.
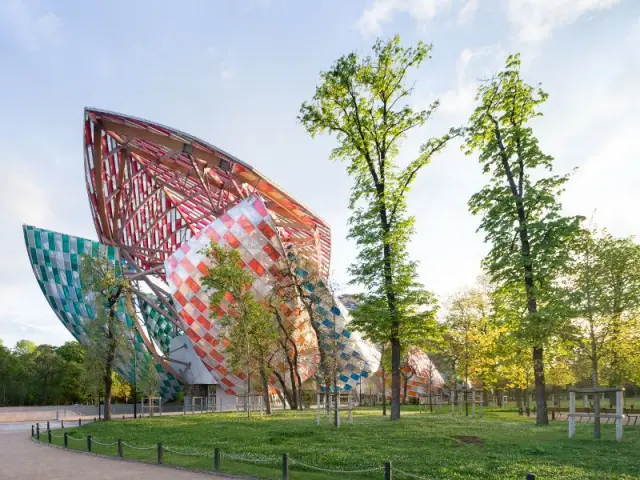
left=30, top=422, right=537, bottom=480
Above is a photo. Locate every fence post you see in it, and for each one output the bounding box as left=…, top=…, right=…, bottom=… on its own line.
left=526, top=474, right=535, bottom=480
left=282, top=453, right=289, bottom=480
left=36, top=423, right=40, bottom=440
left=61, top=419, right=64, bottom=429
left=64, top=432, right=68, bottom=448
left=78, top=418, right=82, bottom=427
left=118, top=440, right=123, bottom=458
left=568, top=391, right=576, bottom=439
left=87, top=435, right=92, bottom=452
left=157, top=443, right=163, bottom=464
left=48, top=430, right=52, bottom=444
left=31, top=425, right=34, bottom=437
left=385, top=461, right=392, bottom=480
left=214, top=447, right=220, bottom=472
left=47, top=421, right=50, bottom=431
left=616, top=389, right=623, bottom=442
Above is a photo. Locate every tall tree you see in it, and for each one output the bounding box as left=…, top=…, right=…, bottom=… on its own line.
left=201, top=244, right=279, bottom=418
left=32, top=345, right=63, bottom=405
left=442, top=287, right=498, bottom=415
left=568, top=229, right=640, bottom=435
left=463, top=53, right=582, bottom=424
left=300, top=35, right=456, bottom=420
left=80, top=255, right=134, bottom=420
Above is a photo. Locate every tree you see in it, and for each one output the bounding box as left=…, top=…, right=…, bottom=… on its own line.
left=300, top=36, right=458, bottom=420
left=137, top=357, right=159, bottom=416
left=463, top=53, right=582, bottom=425
left=80, top=254, right=134, bottom=420
left=32, top=345, right=63, bottom=405
left=441, top=287, right=498, bottom=415
left=201, top=244, right=279, bottom=418
left=567, top=229, right=640, bottom=435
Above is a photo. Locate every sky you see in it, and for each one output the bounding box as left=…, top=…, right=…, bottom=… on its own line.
left=0, top=0, right=638, bottom=348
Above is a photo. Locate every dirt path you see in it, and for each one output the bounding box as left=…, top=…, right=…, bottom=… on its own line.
left=0, top=429, right=230, bottom=479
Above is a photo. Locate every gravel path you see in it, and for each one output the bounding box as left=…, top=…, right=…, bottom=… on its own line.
left=0, top=429, right=231, bottom=480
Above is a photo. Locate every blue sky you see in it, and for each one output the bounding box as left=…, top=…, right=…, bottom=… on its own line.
left=1, top=0, right=638, bottom=347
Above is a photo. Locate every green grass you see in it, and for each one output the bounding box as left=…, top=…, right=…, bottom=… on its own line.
left=36, top=407, right=640, bottom=479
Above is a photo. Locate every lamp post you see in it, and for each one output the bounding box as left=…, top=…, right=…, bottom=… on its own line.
left=133, top=349, right=137, bottom=419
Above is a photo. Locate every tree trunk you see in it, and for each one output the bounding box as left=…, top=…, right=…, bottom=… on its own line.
left=390, top=336, right=401, bottom=420
left=402, top=376, right=409, bottom=404
left=591, top=351, right=601, bottom=439
left=103, top=369, right=112, bottom=421
left=516, top=387, right=523, bottom=410
left=260, top=366, right=271, bottom=415
left=532, top=346, right=548, bottom=425
left=381, top=365, right=387, bottom=416
left=273, top=371, right=294, bottom=410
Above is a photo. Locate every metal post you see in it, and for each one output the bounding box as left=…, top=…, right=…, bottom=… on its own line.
left=282, top=453, right=289, bottom=480
left=64, top=432, right=68, bottom=448
left=385, top=461, right=392, bottom=480
left=61, top=419, right=64, bottom=429
left=47, top=421, right=50, bottom=431
left=472, top=391, right=476, bottom=419
left=79, top=418, right=82, bottom=427
left=87, top=435, right=92, bottom=452
left=526, top=473, right=535, bottom=480
left=36, top=423, right=40, bottom=440
left=336, top=393, right=340, bottom=428
left=31, top=425, right=34, bottom=437
left=48, top=430, right=52, bottom=444
left=568, top=392, right=576, bottom=439
left=348, top=396, right=353, bottom=423
left=118, top=440, right=123, bottom=458
left=451, top=388, right=455, bottom=417
left=616, top=389, right=623, bottom=442
left=214, top=447, right=220, bottom=472
left=157, top=443, right=163, bottom=464
left=133, top=348, right=137, bottom=419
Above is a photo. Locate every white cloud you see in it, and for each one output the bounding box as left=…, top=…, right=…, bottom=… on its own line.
left=357, top=0, right=453, bottom=35
left=437, top=45, right=505, bottom=119
left=507, top=0, right=623, bottom=44
left=458, top=0, right=479, bottom=25
left=563, top=125, right=640, bottom=238
left=0, top=0, right=63, bottom=51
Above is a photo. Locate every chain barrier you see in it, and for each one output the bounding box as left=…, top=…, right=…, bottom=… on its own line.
left=221, top=452, right=280, bottom=464
left=393, top=467, right=431, bottom=479
left=49, top=432, right=65, bottom=439
left=121, top=442, right=156, bottom=451
left=289, top=457, right=385, bottom=474
left=92, top=439, right=119, bottom=446
left=163, top=447, right=209, bottom=457
left=34, top=431, right=430, bottom=478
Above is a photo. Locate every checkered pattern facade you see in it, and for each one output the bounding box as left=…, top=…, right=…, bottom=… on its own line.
left=23, top=225, right=181, bottom=400
left=165, top=195, right=317, bottom=395
left=138, top=295, right=182, bottom=355
left=291, top=260, right=380, bottom=392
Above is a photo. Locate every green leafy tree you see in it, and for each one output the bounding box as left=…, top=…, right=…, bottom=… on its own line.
left=32, top=345, right=63, bottom=405
left=137, top=357, right=160, bottom=416
left=567, top=229, right=640, bottom=435
left=300, top=35, right=457, bottom=420
left=463, top=53, right=582, bottom=424
left=201, top=244, right=279, bottom=417
left=80, top=255, right=134, bottom=420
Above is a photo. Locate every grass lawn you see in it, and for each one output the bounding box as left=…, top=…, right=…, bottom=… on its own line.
left=39, top=407, right=640, bottom=479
